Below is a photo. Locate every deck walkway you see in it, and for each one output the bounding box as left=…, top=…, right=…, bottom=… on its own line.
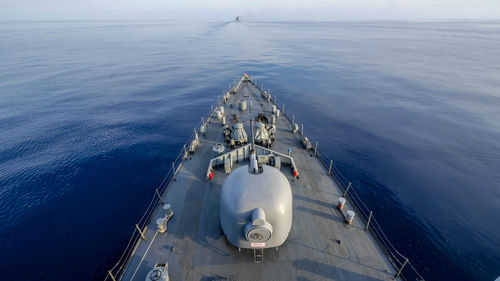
left=120, top=80, right=398, bottom=281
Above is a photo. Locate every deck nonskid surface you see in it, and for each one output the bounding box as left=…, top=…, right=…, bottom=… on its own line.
left=120, top=81, right=397, bottom=281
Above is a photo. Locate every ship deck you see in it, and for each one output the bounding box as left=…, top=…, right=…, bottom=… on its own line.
left=120, top=80, right=399, bottom=281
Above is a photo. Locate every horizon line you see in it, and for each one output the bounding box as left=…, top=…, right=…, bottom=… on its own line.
left=2, top=18, right=500, bottom=23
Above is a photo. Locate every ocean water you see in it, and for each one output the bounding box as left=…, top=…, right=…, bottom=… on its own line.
left=0, top=20, right=499, bottom=281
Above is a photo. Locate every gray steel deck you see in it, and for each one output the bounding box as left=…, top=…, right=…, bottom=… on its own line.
left=120, top=80, right=398, bottom=281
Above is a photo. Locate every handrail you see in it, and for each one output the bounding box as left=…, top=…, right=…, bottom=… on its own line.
left=105, top=83, right=228, bottom=281
left=205, top=143, right=300, bottom=181
left=106, top=76, right=425, bottom=281
left=262, top=83, right=425, bottom=281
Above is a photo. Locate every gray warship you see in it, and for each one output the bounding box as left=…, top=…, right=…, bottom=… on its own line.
left=105, top=74, right=425, bottom=281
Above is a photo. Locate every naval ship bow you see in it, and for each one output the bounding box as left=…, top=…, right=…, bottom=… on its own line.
left=105, top=74, right=425, bottom=281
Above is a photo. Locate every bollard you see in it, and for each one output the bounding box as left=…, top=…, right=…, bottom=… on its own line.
left=345, top=210, right=355, bottom=224
left=156, top=218, right=167, bottom=233
left=365, top=211, right=373, bottom=231
left=337, top=197, right=346, bottom=209
left=328, top=160, right=333, bottom=175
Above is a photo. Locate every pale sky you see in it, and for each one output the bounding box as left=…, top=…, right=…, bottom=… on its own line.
left=1, top=0, right=500, bottom=20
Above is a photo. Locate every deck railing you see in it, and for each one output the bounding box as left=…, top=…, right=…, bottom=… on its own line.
left=105, top=77, right=424, bottom=281
left=258, top=81, right=425, bottom=281
left=105, top=96, right=225, bottom=281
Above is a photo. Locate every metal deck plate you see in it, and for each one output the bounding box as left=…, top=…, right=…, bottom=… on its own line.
left=120, top=80, right=398, bottom=281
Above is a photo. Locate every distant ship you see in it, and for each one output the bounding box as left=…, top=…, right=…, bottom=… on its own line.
left=104, top=74, right=425, bottom=281
left=235, top=16, right=240, bottom=22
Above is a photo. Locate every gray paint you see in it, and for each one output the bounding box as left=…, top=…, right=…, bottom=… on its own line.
left=220, top=165, right=293, bottom=249
left=230, top=123, right=248, bottom=143
left=118, top=78, right=400, bottom=281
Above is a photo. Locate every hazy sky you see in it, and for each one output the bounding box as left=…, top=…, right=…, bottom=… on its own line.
left=1, top=0, right=500, bottom=20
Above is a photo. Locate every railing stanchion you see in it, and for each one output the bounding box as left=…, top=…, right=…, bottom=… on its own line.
left=172, top=162, right=177, bottom=180
left=365, top=211, right=373, bottom=231
left=328, top=160, right=333, bottom=175
left=315, top=141, right=318, bottom=156
left=155, top=189, right=164, bottom=205
left=108, top=271, right=117, bottom=281
left=136, top=224, right=146, bottom=241
left=292, top=114, right=295, bottom=125
left=343, top=182, right=352, bottom=197
left=394, top=258, right=409, bottom=279
left=283, top=103, right=285, bottom=114
left=274, top=96, right=277, bottom=105
left=301, top=124, right=304, bottom=137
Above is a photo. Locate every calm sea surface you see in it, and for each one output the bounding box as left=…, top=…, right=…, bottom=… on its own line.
left=0, top=20, right=499, bottom=281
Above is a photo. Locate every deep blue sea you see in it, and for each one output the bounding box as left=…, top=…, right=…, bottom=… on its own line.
left=0, top=20, right=499, bottom=281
